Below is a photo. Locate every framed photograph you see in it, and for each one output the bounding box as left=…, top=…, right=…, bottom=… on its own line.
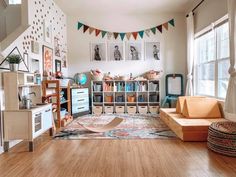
left=42, top=45, right=53, bottom=73
left=31, top=58, right=40, bottom=73
left=23, top=52, right=29, bottom=69
left=54, top=36, right=60, bottom=57
left=108, top=42, right=124, bottom=61
left=61, top=50, right=67, bottom=68
left=126, top=42, right=142, bottom=60
left=145, top=42, right=160, bottom=60
left=90, top=42, right=106, bottom=61
left=44, top=20, right=52, bottom=43
left=55, top=59, right=61, bottom=72
left=31, top=41, right=39, bottom=54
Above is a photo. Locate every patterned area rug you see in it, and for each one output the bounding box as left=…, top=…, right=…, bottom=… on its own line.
left=54, top=114, right=177, bottom=140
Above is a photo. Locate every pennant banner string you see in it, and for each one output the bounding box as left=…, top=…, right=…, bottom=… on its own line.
left=77, top=19, right=175, bottom=40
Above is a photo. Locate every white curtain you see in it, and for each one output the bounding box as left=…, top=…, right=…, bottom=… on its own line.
left=225, top=0, right=236, bottom=114
left=185, top=12, right=194, bottom=96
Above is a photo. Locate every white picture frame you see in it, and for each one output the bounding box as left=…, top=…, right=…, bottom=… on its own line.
left=108, top=42, right=124, bottom=61
left=126, top=42, right=142, bottom=61
left=44, top=20, right=52, bottom=43
left=145, top=42, right=160, bottom=60
left=90, top=42, right=107, bottom=61
left=31, top=41, right=39, bottom=54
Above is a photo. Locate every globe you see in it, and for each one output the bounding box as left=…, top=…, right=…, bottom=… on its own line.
left=74, top=73, right=87, bottom=85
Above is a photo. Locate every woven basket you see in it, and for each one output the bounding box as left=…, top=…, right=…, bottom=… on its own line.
left=207, top=121, right=236, bottom=157
left=146, top=71, right=162, bottom=80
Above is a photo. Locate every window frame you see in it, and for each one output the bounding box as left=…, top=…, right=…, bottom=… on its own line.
left=194, top=15, right=229, bottom=100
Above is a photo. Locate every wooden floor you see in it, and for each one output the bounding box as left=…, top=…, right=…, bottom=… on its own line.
left=0, top=134, right=236, bottom=177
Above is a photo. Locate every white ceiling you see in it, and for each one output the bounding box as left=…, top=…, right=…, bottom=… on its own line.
left=55, top=0, right=200, bottom=16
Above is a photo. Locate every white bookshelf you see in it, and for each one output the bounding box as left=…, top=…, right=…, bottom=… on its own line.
left=91, top=80, right=160, bottom=114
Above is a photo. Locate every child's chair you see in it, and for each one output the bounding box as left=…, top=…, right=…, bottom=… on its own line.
left=162, top=74, right=184, bottom=108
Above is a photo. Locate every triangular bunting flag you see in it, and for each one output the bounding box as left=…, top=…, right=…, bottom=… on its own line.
left=77, top=19, right=175, bottom=38
left=157, top=25, right=162, bottom=33
left=95, top=29, right=101, bottom=36
left=126, top=33, right=132, bottom=40
left=113, top=33, right=119, bottom=39
left=89, top=27, right=95, bottom=34
left=132, top=32, right=138, bottom=40
left=138, top=31, right=144, bottom=38
left=102, top=31, right=107, bottom=38
left=83, top=25, right=89, bottom=33
left=168, top=19, right=175, bottom=27
left=120, top=33, right=126, bottom=40
left=145, top=29, right=150, bottom=37
left=151, top=27, right=156, bottom=34
left=163, top=22, right=168, bottom=30
left=77, top=22, right=83, bottom=30
left=107, top=32, right=113, bottom=39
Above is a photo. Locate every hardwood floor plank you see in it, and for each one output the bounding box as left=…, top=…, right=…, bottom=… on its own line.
left=0, top=134, right=236, bottom=177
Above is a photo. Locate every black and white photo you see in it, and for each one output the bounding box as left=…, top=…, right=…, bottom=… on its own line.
left=90, top=43, right=106, bottom=61
left=126, top=42, right=142, bottom=60
left=108, top=42, right=124, bottom=61
left=145, top=42, right=160, bottom=60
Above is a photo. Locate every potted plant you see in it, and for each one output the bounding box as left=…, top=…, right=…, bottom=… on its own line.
left=6, top=54, right=22, bottom=71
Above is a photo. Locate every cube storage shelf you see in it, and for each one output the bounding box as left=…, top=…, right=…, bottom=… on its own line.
left=91, top=80, right=160, bottom=114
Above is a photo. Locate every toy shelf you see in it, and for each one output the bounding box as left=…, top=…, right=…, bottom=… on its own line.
left=91, top=80, right=160, bottom=114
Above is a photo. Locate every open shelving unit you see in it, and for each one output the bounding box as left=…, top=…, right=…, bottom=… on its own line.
left=91, top=80, right=160, bottom=114
left=42, top=80, right=72, bottom=128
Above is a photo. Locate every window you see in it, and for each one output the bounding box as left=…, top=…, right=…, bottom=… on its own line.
left=194, top=17, right=230, bottom=99
left=9, top=0, right=21, bottom=4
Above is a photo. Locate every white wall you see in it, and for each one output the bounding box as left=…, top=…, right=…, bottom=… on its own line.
left=67, top=13, right=187, bottom=97
left=194, top=0, right=228, bottom=33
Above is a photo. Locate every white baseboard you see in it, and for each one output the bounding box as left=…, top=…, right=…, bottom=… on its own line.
left=0, top=140, right=22, bottom=154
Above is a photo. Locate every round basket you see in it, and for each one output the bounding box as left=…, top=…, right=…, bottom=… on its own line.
left=146, top=71, right=162, bottom=80
left=207, top=121, right=236, bottom=157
